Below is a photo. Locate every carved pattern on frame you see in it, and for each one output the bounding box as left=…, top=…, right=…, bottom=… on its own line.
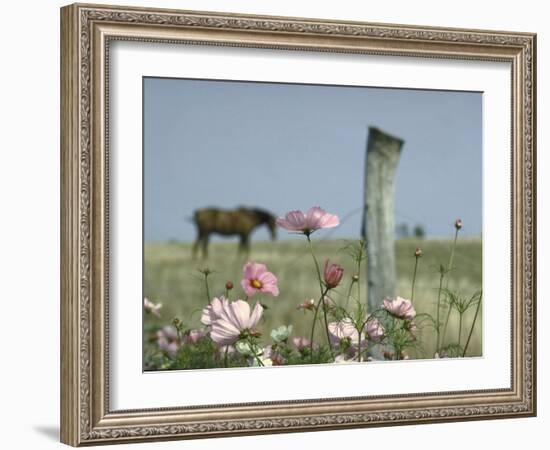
left=86, top=403, right=530, bottom=440
left=79, top=8, right=93, bottom=440
left=76, top=7, right=535, bottom=442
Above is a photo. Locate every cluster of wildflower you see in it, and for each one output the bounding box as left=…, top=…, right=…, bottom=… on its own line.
left=145, top=208, right=474, bottom=368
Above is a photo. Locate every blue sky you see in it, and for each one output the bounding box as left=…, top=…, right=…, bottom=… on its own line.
left=143, top=77, right=482, bottom=242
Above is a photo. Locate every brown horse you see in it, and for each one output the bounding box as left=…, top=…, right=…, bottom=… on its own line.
left=192, top=207, right=277, bottom=259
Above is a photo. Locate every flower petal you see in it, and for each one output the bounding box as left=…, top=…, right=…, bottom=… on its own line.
left=200, top=305, right=213, bottom=326
left=248, top=302, right=264, bottom=328
left=243, top=262, right=267, bottom=281
left=306, top=206, right=326, bottom=229
left=319, top=213, right=340, bottom=228
left=210, top=320, right=240, bottom=345
left=276, top=210, right=306, bottom=231
left=263, top=283, right=279, bottom=297
left=286, top=210, right=307, bottom=228
left=228, top=300, right=251, bottom=330
left=258, top=271, right=279, bottom=296
left=242, top=262, right=256, bottom=279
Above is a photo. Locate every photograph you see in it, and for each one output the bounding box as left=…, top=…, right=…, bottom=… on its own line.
left=142, top=77, right=483, bottom=371
left=58, top=2, right=536, bottom=445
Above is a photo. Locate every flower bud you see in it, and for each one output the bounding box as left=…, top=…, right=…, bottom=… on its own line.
left=225, top=281, right=234, bottom=290
left=352, top=274, right=360, bottom=282
left=454, top=219, right=463, bottom=230
left=297, top=298, right=315, bottom=311
left=324, top=260, right=344, bottom=289
left=414, top=248, right=422, bottom=258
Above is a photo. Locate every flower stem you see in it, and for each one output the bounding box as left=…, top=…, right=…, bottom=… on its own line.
left=357, top=277, right=362, bottom=313
left=357, top=331, right=362, bottom=363
left=411, top=256, right=419, bottom=304
left=248, top=339, right=264, bottom=367
left=394, top=343, right=402, bottom=361
left=321, top=295, right=334, bottom=358
left=172, top=318, right=182, bottom=346
left=253, top=354, right=265, bottom=367
left=462, top=295, right=482, bottom=357
left=435, top=269, right=444, bottom=351
left=440, top=305, right=453, bottom=350
left=306, top=235, right=324, bottom=296
left=357, top=240, right=364, bottom=310
left=306, top=235, right=333, bottom=357
left=309, top=300, right=321, bottom=363
left=446, top=228, right=460, bottom=289
left=440, top=227, right=460, bottom=348
left=204, top=273, right=211, bottom=303
left=309, top=287, right=331, bottom=362
left=458, top=313, right=463, bottom=349
left=344, top=278, right=356, bottom=310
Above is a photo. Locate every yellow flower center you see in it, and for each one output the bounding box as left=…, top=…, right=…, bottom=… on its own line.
left=250, top=279, right=263, bottom=289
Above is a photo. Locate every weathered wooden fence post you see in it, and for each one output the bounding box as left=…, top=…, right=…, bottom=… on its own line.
left=360, top=127, right=404, bottom=314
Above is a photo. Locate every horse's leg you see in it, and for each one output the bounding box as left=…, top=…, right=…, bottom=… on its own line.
left=242, top=234, right=250, bottom=258
left=192, top=233, right=201, bottom=261
left=238, top=235, right=245, bottom=254
left=238, top=234, right=249, bottom=255
left=202, top=234, right=210, bottom=260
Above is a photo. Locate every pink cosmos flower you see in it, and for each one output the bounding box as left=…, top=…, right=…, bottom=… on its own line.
left=292, top=336, right=313, bottom=350
left=156, top=326, right=180, bottom=355
left=276, top=207, right=339, bottom=235
left=144, top=297, right=162, bottom=318
left=205, top=299, right=264, bottom=345
left=262, top=345, right=286, bottom=365
left=364, top=317, right=385, bottom=341
left=200, top=296, right=230, bottom=326
left=183, top=329, right=206, bottom=345
left=382, top=296, right=416, bottom=320
left=324, top=260, right=344, bottom=289
left=241, top=262, right=279, bottom=297
left=328, top=318, right=361, bottom=347
left=328, top=317, right=367, bottom=355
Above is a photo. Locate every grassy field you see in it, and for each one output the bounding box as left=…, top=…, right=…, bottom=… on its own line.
left=144, top=237, right=482, bottom=359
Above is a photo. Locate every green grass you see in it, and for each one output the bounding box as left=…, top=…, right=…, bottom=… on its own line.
left=144, top=237, right=482, bottom=360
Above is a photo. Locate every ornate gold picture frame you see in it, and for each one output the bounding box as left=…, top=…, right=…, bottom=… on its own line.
left=60, top=3, right=536, bottom=446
